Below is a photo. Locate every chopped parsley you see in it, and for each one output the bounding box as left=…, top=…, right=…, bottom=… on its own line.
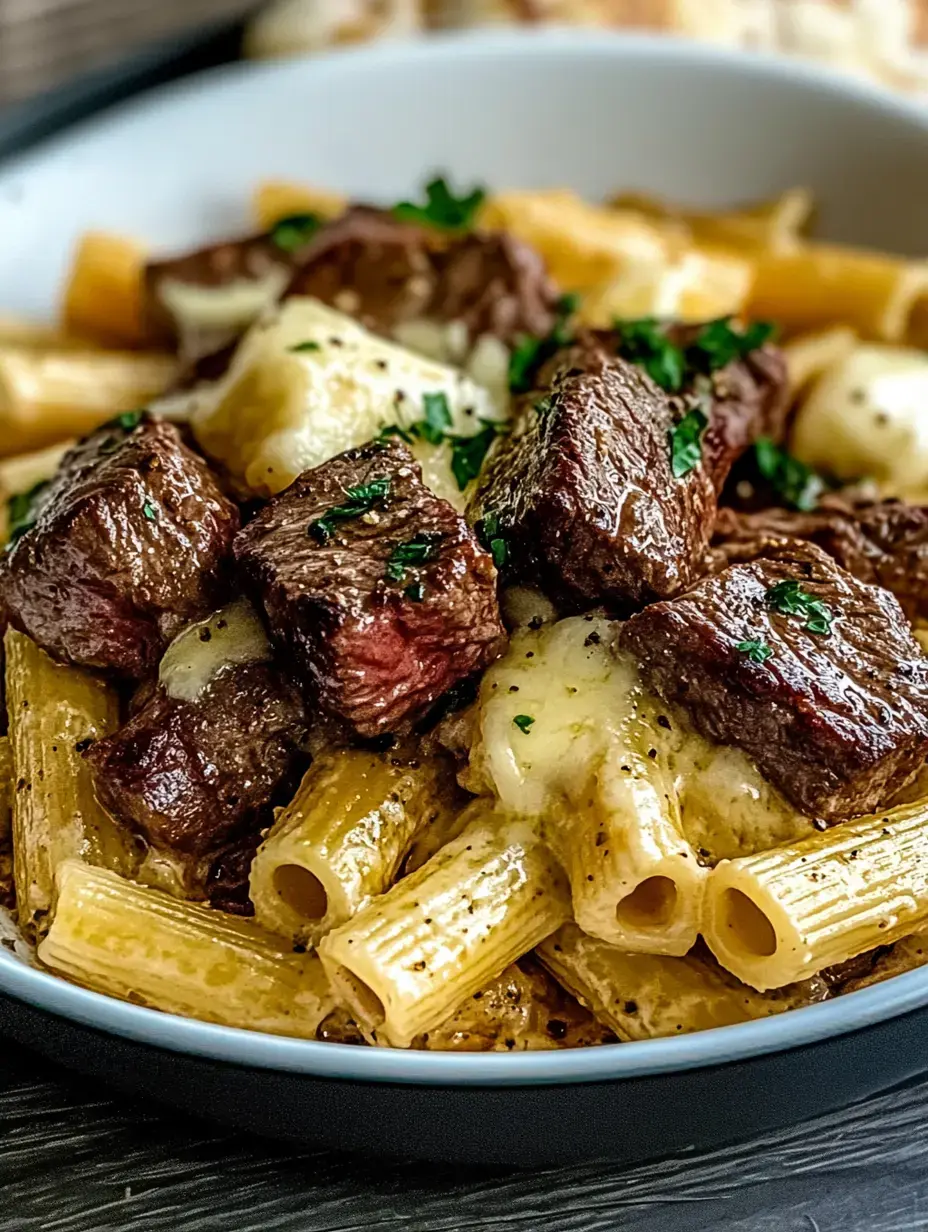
left=615, top=318, right=687, bottom=393
left=6, top=480, right=49, bottom=546
left=288, top=340, right=321, bottom=353
left=475, top=511, right=507, bottom=569
left=737, top=639, right=773, bottom=665
left=754, top=438, right=825, bottom=512
left=689, top=319, right=777, bottom=373
left=404, top=582, right=426, bottom=602
left=308, top=477, right=391, bottom=544
left=765, top=580, right=834, bottom=635
left=669, top=408, right=708, bottom=479
left=614, top=316, right=776, bottom=393
left=392, top=176, right=486, bottom=232
left=385, top=532, right=444, bottom=582
left=377, top=423, right=415, bottom=445
left=508, top=294, right=580, bottom=394
left=270, top=212, right=323, bottom=253
left=419, top=392, right=454, bottom=444
left=104, top=409, right=145, bottom=432
left=450, top=421, right=505, bottom=490
left=513, top=714, right=535, bottom=734
left=142, top=501, right=158, bottom=521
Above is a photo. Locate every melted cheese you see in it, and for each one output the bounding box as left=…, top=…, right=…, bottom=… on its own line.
left=186, top=298, right=504, bottom=504
left=468, top=615, right=814, bottom=862
left=792, top=343, right=928, bottom=498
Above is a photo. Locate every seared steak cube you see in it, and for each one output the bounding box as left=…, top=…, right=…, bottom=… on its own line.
left=471, top=330, right=787, bottom=610
left=428, top=232, right=557, bottom=344
left=0, top=416, right=239, bottom=677
left=286, top=207, right=440, bottom=336
left=621, top=542, right=928, bottom=820
left=87, top=661, right=307, bottom=858
left=287, top=207, right=557, bottom=345
left=235, top=438, right=506, bottom=736
left=712, top=497, right=928, bottom=624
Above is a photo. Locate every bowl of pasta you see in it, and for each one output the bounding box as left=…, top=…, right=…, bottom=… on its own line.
left=2, top=28, right=928, bottom=1166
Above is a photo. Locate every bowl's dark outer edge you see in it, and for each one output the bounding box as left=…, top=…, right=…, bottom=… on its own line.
left=1, top=991, right=927, bottom=1166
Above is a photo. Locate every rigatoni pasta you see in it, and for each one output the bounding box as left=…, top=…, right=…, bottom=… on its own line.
left=704, top=800, right=928, bottom=990
left=318, top=803, right=571, bottom=1047
left=250, top=750, right=458, bottom=944
left=4, top=628, right=140, bottom=937
left=40, top=861, right=335, bottom=1037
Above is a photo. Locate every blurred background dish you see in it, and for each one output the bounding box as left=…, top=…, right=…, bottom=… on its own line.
left=3, top=0, right=928, bottom=110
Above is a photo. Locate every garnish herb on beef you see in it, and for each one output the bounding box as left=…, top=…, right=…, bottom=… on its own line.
left=507, top=293, right=579, bottom=393
left=0, top=416, right=239, bottom=677
left=753, top=437, right=826, bottom=511
left=385, top=533, right=445, bottom=582
left=737, top=638, right=774, bottom=664
left=270, top=213, right=324, bottom=253
left=765, top=579, right=834, bottom=635
left=308, top=477, right=392, bottom=544
left=392, top=177, right=486, bottom=232
left=614, top=316, right=777, bottom=395
left=471, top=326, right=788, bottom=610
left=621, top=542, right=928, bottom=820
left=711, top=497, right=928, bottom=624
left=235, top=437, right=506, bottom=737
left=669, top=408, right=709, bottom=478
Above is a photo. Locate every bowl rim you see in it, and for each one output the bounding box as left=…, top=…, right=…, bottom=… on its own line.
left=5, top=29, right=928, bottom=1087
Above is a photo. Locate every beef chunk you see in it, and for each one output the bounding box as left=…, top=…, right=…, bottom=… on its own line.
left=428, top=232, right=557, bottom=344
left=712, top=497, right=928, bottom=623
left=621, top=542, right=928, bottom=820
left=146, top=234, right=292, bottom=366
left=205, top=831, right=262, bottom=916
left=287, top=207, right=557, bottom=344
left=471, top=331, right=787, bottom=610
left=286, top=207, right=440, bottom=336
left=0, top=416, right=239, bottom=677
left=235, top=438, right=505, bottom=736
left=87, top=661, right=307, bottom=857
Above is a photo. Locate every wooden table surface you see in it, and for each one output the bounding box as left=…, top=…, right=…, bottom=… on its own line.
left=1, top=1035, right=926, bottom=1232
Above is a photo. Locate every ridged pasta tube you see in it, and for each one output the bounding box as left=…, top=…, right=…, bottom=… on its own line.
left=0, top=736, right=12, bottom=844
left=250, top=750, right=458, bottom=944
left=318, top=804, right=571, bottom=1048
left=537, top=924, right=827, bottom=1042
left=40, top=861, right=334, bottom=1037
left=5, top=628, right=140, bottom=937
left=705, top=801, right=928, bottom=990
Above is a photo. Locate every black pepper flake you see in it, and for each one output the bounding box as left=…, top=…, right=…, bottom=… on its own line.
left=546, top=1019, right=568, bottom=1041
left=647, top=748, right=658, bottom=759
left=586, top=874, right=594, bottom=883
left=74, top=737, right=93, bottom=753
left=595, top=833, right=606, bottom=847
left=504, top=1039, right=516, bottom=1051
left=813, top=818, right=829, bottom=832
left=583, top=631, right=601, bottom=647
left=199, top=628, right=212, bottom=643
left=413, top=960, right=427, bottom=972
left=657, top=715, right=671, bottom=730
left=623, top=1001, right=638, bottom=1015
left=292, top=942, right=307, bottom=954
left=528, top=616, right=544, bottom=630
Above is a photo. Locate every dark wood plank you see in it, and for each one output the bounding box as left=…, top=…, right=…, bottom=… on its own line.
left=0, top=1040, right=926, bottom=1231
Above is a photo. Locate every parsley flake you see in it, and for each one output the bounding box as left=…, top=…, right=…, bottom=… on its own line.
left=104, top=409, right=145, bottom=432
left=385, top=532, right=444, bottom=582
left=615, top=318, right=687, bottom=393
left=450, top=421, right=505, bottom=490
left=765, top=580, right=834, bottom=635
left=689, top=319, right=777, bottom=373
left=376, top=424, right=415, bottom=445
left=669, top=408, right=708, bottom=478
left=513, top=714, right=535, bottom=734
left=270, top=212, right=323, bottom=253
left=142, top=501, right=158, bottom=522
left=404, top=582, right=426, bottom=603
left=754, top=438, right=825, bottom=512
left=6, top=480, right=49, bottom=546
left=393, top=176, right=486, bottom=232
left=419, top=392, right=453, bottom=444
left=737, top=639, right=773, bottom=665
left=508, top=295, right=580, bottom=393
left=475, top=511, right=507, bottom=569
left=309, top=477, right=391, bottom=544
left=288, top=340, right=321, bottom=353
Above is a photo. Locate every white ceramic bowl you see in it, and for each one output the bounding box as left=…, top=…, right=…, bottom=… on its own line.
left=1, top=31, right=928, bottom=1163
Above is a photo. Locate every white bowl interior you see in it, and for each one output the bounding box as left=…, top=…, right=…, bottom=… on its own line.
left=1, top=30, right=928, bottom=1081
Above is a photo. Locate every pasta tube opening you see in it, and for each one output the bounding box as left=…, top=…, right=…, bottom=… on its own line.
left=615, top=876, right=679, bottom=930
left=272, top=864, right=329, bottom=922
left=705, top=800, right=928, bottom=990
